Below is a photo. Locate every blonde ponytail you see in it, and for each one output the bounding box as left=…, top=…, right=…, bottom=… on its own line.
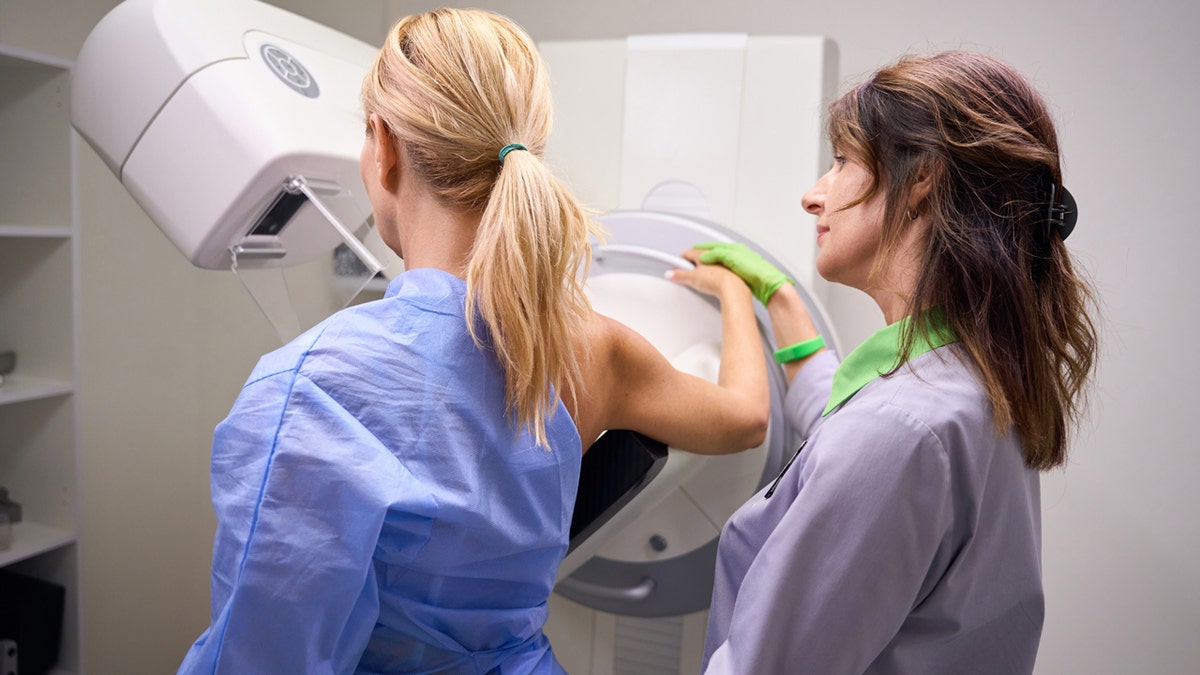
left=362, top=8, right=601, bottom=446
left=468, top=146, right=598, bottom=446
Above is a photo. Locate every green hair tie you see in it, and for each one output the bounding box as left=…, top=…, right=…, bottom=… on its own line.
left=498, top=143, right=527, bottom=164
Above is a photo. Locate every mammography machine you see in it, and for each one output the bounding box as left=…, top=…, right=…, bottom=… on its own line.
left=72, top=0, right=391, bottom=340
left=72, top=2, right=839, bottom=672
left=539, top=35, right=838, bottom=673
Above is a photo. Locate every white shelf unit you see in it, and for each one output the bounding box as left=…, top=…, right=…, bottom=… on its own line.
left=0, top=44, right=82, bottom=674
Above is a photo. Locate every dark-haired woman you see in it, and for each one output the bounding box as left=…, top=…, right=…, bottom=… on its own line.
left=692, top=50, right=1098, bottom=674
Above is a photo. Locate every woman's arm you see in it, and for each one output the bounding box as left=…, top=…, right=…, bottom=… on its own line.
left=578, top=264, right=769, bottom=455
left=686, top=244, right=836, bottom=434
left=760, top=283, right=826, bottom=384
left=687, top=243, right=826, bottom=385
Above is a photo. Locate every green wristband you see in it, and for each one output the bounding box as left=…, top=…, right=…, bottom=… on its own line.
left=773, top=336, right=825, bottom=364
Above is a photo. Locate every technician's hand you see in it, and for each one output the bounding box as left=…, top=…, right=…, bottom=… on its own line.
left=666, top=253, right=748, bottom=300
left=692, top=242, right=793, bottom=305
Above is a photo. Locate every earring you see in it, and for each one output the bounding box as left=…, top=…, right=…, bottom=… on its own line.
left=906, top=208, right=919, bottom=220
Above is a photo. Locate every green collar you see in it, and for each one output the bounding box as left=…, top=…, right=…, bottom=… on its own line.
left=823, top=310, right=957, bottom=416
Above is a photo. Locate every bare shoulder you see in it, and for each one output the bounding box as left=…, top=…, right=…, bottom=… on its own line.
left=581, top=311, right=661, bottom=375
left=570, top=311, right=618, bottom=446
left=581, top=310, right=619, bottom=344
left=572, top=311, right=659, bottom=447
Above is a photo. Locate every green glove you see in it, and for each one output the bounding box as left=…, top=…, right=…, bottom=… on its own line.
left=694, top=241, right=793, bottom=305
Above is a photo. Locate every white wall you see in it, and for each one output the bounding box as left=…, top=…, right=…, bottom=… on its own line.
left=6, top=0, right=1194, bottom=672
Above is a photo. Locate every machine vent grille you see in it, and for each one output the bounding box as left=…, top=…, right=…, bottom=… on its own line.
left=614, top=615, right=684, bottom=675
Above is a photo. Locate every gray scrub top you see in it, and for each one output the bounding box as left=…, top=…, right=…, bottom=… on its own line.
left=703, top=320, right=1043, bottom=674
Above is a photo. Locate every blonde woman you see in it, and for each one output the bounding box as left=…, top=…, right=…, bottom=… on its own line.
left=177, top=8, right=767, bottom=674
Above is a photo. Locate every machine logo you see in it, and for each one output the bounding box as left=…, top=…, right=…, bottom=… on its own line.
left=260, top=44, right=320, bottom=98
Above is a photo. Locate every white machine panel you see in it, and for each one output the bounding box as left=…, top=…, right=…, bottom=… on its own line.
left=72, top=0, right=381, bottom=271
left=619, top=35, right=748, bottom=225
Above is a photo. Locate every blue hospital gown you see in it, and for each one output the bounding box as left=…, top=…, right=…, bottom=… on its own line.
left=178, top=268, right=581, bottom=674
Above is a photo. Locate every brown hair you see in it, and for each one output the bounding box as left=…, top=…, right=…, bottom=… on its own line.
left=827, top=51, right=1098, bottom=470
left=361, top=9, right=601, bottom=446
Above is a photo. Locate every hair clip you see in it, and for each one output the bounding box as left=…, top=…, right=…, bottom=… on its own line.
left=1047, top=183, right=1078, bottom=240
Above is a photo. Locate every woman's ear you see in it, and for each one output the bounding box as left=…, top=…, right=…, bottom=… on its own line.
left=367, top=114, right=399, bottom=192
left=906, top=169, right=936, bottom=218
